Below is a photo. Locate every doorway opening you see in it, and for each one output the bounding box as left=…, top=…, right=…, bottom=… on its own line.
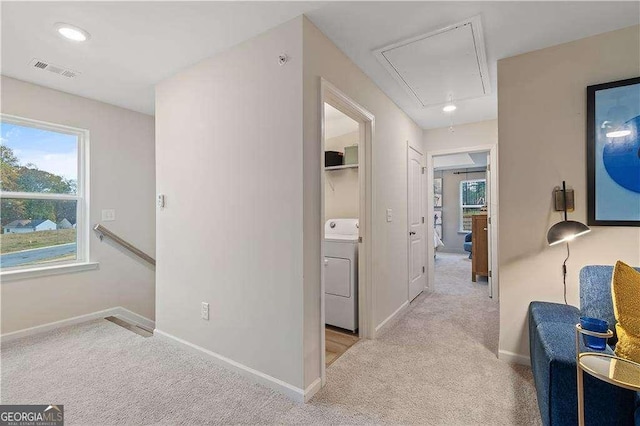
left=426, top=145, right=499, bottom=356
left=427, top=145, right=498, bottom=300
left=431, top=150, right=492, bottom=296
left=320, top=80, right=374, bottom=384
left=323, top=102, right=360, bottom=366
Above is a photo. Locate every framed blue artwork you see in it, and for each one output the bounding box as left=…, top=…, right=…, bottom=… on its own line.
left=587, top=77, right=640, bottom=226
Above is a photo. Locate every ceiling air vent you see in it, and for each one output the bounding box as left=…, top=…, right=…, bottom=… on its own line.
left=373, top=16, right=491, bottom=108
left=29, top=58, right=80, bottom=79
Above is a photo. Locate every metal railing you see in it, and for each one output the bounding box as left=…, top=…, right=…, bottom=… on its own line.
left=93, top=224, right=156, bottom=266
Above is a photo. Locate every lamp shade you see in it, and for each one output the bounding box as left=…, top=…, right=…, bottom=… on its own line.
left=547, top=220, right=591, bottom=246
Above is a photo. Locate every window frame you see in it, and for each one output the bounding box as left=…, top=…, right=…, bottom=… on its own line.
left=0, top=113, right=91, bottom=275
left=459, top=178, right=486, bottom=233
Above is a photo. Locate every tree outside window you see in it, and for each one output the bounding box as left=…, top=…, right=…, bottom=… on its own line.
left=1, top=116, right=87, bottom=270
left=460, top=179, right=486, bottom=232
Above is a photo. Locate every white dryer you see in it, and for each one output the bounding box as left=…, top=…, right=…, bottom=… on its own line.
left=324, top=218, right=358, bottom=332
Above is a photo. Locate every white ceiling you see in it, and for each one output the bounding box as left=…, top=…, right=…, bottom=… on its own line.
left=2, top=2, right=638, bottom=128
left=0, top=1, right=323, bottom=115
left=306, top=1, right=639, bottom=129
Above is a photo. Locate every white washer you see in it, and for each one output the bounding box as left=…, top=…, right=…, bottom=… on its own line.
left=324, top=218, right=358, bottom=331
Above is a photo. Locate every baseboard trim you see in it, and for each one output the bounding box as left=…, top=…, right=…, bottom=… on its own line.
left=1, top=308, right=120, bottom=343
left=304, top=377, right=322, bottom=402
left=1, top=307, right=155, bottom=343
left=498, top=349, right=531, bottom=366
left=154, top=329, right=306, bottom=403
left=375, top=300, right=410, bottom=334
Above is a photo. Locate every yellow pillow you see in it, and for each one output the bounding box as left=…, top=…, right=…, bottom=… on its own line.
left=612, top=261, right=640, bottom=362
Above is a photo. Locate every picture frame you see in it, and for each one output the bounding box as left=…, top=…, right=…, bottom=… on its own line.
left=434, top=178, right=443, bottom=208
left=587, top=77, right=640, bottom=226
left=434, top=209, right=443, bottom=225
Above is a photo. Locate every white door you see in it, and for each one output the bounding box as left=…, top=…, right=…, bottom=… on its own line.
left=408, top=146, right=426, bottom=301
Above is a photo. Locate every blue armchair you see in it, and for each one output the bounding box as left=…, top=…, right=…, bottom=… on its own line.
left=528, top=265, right=640, bottom=425
left=463, top=232, right=472, bottom=259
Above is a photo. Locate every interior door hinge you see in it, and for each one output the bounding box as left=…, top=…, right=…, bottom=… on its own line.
left=489, top=270, right=492, bottom=277
left=422, top=216, right=425, bottom=223
left=488, top=216, right=491, bottom=225
left=422, top=266, right=425, bottom=273
left=487, top=164, right=491, bottom=172
left=422, top=167, right=425, bottom=174
left=358, top=236, right=363, bottom=243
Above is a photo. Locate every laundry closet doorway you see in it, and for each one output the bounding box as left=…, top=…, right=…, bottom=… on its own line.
left=320, top=80, right=374, bottom=386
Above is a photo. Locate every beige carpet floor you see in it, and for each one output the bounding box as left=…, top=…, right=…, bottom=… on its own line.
left=1, top=252, right=541, bottom=425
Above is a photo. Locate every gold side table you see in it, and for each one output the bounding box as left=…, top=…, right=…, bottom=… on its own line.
left=575, top=324, right=640, bottom=426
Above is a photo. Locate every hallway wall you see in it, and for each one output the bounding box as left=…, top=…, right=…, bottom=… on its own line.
left=155, top=18, right=305, bottom=391
left=423, top=120, right=497, bottom=152
left=497, top=25, right=640, bottom=362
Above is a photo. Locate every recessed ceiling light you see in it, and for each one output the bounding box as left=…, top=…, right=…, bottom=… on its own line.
left=443, top=104, right=457, bottom=113
left=54, top=23, right=90, bottom=42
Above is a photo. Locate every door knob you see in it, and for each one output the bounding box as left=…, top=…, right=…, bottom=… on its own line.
left=324, top=258, right=329, bottom=266
left=409, top=231, right=416, bottom=235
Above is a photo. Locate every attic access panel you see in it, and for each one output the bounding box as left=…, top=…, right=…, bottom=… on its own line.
left=374, top=16, right=491, bottom=108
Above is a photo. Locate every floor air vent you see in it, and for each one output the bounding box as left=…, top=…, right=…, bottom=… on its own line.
left=105, top=316, right=153, bottom=337
left=29, top=58, right=80, bottom=79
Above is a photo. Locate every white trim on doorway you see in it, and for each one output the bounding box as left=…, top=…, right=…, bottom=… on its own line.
left=426, top=144, right=499, bottom=300
left=320, top=79, right=375, bottom=387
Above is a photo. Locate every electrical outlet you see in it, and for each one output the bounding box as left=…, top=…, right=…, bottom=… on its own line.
left=201, top=302, right=209, bottom=320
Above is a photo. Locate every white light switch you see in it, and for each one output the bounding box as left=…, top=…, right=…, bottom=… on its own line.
left=101, top=209, right=116, bottom=221
left=386, top=209, right=393, bottom=222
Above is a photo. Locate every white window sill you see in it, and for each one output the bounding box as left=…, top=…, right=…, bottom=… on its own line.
left=1, top=262, right=99, bottom=283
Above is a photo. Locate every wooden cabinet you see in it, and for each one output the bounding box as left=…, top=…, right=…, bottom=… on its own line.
left=472, top=214, right=489, bottom=282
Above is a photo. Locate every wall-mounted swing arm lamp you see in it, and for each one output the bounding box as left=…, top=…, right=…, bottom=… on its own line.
left=547, top=181, right=591, bottom=304
left=547, top=181, right=591, bottom=246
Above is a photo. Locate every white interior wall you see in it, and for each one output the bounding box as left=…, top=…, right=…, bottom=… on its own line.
left=303, top=17, right=425, bottom=389
left=155, top=18, right=305, bottom=390
left=497, top=25, right=640, bottom=362
left=423, top=120, right=497, bottom=152
left=0, top=76, right=156, bottom=333
left=325, top=131, right=359, bottom=220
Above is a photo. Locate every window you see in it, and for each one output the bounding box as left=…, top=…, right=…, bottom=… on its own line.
left=460, top=179, right=486, bottom=232
left=1, top=115, right=88, bottom=271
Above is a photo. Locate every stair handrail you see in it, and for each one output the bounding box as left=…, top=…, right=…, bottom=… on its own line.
left=93, top=224, right=156, bottom=266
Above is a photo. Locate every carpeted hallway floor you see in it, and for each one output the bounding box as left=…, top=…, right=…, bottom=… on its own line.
left=1, top=253, right=541, bottom=425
